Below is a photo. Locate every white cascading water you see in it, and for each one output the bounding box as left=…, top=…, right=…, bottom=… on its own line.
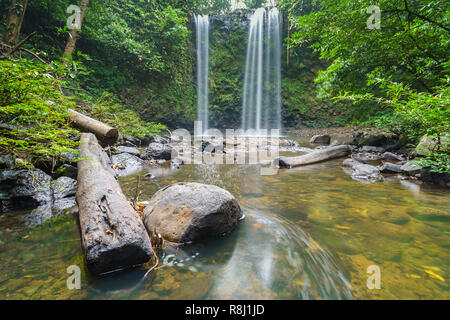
left=195, top=14, right=210, bottom=134
left=241, top=8, right=282, bottom=135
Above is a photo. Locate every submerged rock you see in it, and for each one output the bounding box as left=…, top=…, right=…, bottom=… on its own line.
left=143, top=183, right=243, bottom=243
left=111, top=153, right=144, bottom=177
left=140, top=143, right=174, bottom=160
left=310, top=134, right=331, bottom=145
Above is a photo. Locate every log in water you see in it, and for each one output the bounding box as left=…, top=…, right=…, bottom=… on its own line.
left=76, top=133, right=152, bottom=275
left=274, top=145, right=351, bottom=169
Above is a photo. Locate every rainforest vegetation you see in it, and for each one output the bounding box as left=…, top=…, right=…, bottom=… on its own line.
left=0, top=0, right=448, bottom=171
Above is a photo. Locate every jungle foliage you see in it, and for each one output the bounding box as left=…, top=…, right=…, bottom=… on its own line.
left=282, top=0, right=449, bottom=171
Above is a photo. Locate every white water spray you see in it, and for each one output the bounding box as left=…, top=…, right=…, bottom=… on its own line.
left=195, top=15, right=210, bottom=134
left=242, top=8, right=282, bottom=135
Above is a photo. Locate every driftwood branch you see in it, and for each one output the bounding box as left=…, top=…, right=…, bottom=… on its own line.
left=274, top=145, right=351, bottom=169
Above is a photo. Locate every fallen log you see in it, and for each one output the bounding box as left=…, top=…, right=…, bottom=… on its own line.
left=76, top=133, right=152, bottom=275
left=68, top=109, right=119, bottom=146
left=274, top=145, right=351, bottom=169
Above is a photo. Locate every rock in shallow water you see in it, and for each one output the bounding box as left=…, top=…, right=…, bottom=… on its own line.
left=310, top=134, right=331, bottom=145
left=111, top=153, right=144, bottom=177
left=0, top=169, right=52, bottom=212
left=140, top=143, right=174, bottom=160
left=143, top=183, right=243, bottom=243
left=113, top=146, right=140, bottom=156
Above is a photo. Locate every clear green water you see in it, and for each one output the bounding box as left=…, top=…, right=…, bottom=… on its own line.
left=0, top=139, right=449, bottom=299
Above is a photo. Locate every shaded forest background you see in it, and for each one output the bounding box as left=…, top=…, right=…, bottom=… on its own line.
left=0, top=0, right=448, bottom=171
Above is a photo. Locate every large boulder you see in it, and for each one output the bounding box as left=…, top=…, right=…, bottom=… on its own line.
left=140, top=143, right=174, bottom=160
left=143, top=183, right=243, bottom=243
left=310, top=134, right=331, bottom=145
left=358, top=134, right=391, bottom=147
left=416, top=135, right=450, bottom=156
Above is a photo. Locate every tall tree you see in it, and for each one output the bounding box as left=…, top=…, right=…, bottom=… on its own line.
left=2, top=0, right=28, bottom=46
left=63, top=0, right=89, bottom=59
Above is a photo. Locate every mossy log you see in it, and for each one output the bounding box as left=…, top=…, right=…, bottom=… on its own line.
left=68, top=109, right=119, bottom=146
left=76, top=133, right=152, bottom=275
left=274, top=145, right=351, bottom=169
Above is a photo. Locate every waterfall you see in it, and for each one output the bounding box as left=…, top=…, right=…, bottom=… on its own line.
left=241, top=8, right=282, bottom=135
left=195, top=14, right=210, bottom=134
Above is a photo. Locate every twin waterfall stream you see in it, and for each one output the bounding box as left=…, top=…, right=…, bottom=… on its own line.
left=195, top=7, right=282, bottom=135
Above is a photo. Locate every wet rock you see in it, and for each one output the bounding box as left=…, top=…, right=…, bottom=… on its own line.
left=113, top=146, right=140, bottom=156
left=52, top=176, right=77, bottom=211
left=281, top=140, right=300, bottom=148
left=0, top=154, right=15, bottom=169
left=52, top=176, right=77, bottom=200
left=400, top=162, right=423, bottom=176
left=358, top=134, right=391, bottom=147
left=143, top=183, right=243, bottom=243
left=153, top=135, right=170, bottom=145
left=140, top=143, right=174, bottom=160
left=201, top=141, right=223, bottom=153
left=379, top=162, right=402, bottom=173
left=0, top=169, right=52, bottom=212
left=353, top=151, right=382, bottom=162
left=342, top=158, right=365, bottom=168
left=111, top=153, right=144, bottom=177
left=350, top=164, right=382, bottom=183
left=310, top=134, right=331, bottom=145
left=54, top=164, right=77, bottom=179
left=382, top=152, right=404, bottom=161
left=420, top=168, right=450, bottom=188
left=360, top=146, right=385, bottom=153
left=60, top=150, right=78, bottom=164
left=122, top=135, right=141, bottom=147
left=170, top=157, right=184, bottom=170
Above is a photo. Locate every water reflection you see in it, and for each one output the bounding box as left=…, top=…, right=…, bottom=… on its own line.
left=0, top=138, right=448, bottom=299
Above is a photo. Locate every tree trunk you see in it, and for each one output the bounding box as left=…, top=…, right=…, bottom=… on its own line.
left=2, top=0, right=28, bottom=46
left=63, top=0, right=89, bottom=58
left=76, top=133, right=152, bottom=275
left=68, top=109, right=119, bottom=146
left=274, top=145, right=351, bottom=169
